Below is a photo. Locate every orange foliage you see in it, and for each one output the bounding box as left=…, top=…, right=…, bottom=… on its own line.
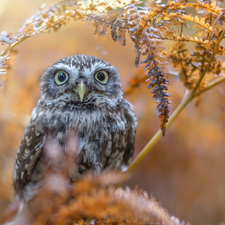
left=0, top=0, right=225, bottom=225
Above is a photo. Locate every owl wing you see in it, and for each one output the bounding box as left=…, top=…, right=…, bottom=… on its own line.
left=13, top=120, right=45, bottom=200
left=121, top=100, right=137, bottom=166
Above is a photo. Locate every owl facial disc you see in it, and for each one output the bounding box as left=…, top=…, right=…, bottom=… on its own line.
left=76, top=80, right=89, bottom=102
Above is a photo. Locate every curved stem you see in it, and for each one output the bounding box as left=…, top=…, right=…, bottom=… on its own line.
left=127, top=76, right=224, bottom=173
left=127, top=92, right=192, bottom=173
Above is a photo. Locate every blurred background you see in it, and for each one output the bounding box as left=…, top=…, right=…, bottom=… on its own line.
left=0, top=0, right=225, bottom=224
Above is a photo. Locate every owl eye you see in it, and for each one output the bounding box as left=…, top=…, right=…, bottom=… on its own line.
left=94, top=71, right=108, bottom=84
left=55, top=71, right=69, bottom=85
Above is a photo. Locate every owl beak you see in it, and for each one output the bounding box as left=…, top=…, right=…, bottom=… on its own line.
left=77, top=80, right=87, bottom=102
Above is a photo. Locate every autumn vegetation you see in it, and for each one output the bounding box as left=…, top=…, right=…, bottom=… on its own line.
left=0, top=0, right=225, bottom=224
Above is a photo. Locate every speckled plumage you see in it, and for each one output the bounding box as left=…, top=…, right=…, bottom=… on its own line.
left=13, top=55, right=137, bottom=202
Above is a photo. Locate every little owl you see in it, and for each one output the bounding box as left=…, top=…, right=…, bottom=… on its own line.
left=13, top=55, right=137, bottom=202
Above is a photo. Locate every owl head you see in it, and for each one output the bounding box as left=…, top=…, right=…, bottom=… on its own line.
left=40, top=55, right=123, bottom=104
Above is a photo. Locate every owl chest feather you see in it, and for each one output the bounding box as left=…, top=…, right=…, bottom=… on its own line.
left=14, top=98, right=136, bottom=201
left=34, top=101, right=129, bottom=171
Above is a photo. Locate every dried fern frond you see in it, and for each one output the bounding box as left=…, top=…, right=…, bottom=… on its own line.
left=0, top=31, right=18, bottom=46
left=14, top=169, right=185, bottom=225
left=0, top=53, right=9, bottom=77
left=4, top=141, right=184, bottom=225
left=78, top=0, right=139, bottom=14
left=87, top=2, right=172, bottom=135
left=1, top=0, right=225, bottom=134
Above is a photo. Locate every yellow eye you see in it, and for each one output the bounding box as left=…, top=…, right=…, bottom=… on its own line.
left=55, top=71, right=69, bottom=85
left=94, top=71, right=108, bottom=84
